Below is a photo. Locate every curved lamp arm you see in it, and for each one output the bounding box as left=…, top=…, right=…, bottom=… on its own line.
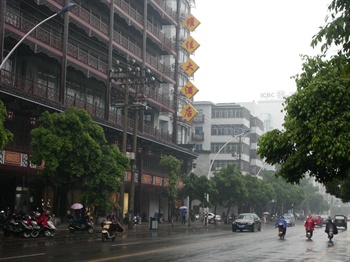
left=0, top=3, right=76, bottom=71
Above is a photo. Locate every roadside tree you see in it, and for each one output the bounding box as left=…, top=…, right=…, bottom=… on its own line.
left=0, top=100, right=13, bottom=149
left=30, top=108, right=128, bottom=216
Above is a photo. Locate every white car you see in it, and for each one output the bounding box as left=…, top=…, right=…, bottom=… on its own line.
left=207, top=213, right=221, bottom=221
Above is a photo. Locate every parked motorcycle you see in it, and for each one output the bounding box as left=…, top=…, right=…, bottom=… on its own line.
left=2, top=220, right=22, bottom=237
left=101, top=219, right=124, bottom=242
left=68, top=216, right=94, bottom=234
left=35, top=210, right=56, bottom=237
left=278, top=223, right=285, bottom=239
left=306, top=227, right=313, bottom=240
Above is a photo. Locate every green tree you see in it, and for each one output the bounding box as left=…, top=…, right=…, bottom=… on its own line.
left=258, top=1, right=350, bottom=201
left=159, top=155, right=181, bottom=218
left=212, top=164, right=247, bottom=217
left=311, top=0, right=350, bottom=56
left=0, top=100, right=13, bottom=149
left=30, top=108, right=128, bottom=216
left=81, top=144, right=128, bottom=213
left=243, top=175, right=275, bottom=215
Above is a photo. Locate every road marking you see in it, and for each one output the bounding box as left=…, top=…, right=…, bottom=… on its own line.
left=88, top=237, right=234, bottom=262
left=110, top=241, right=143, bottom=246
left=88, top=245, right=187, bottom=262
left=0, top=253, right=46, bottom=261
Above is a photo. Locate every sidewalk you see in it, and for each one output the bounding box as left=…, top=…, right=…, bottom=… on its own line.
left=56, top=219, right=230, bottom=237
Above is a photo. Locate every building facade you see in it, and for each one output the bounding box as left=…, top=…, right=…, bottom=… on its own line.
left=0, top=0, right=198, bottom=221
left=191, top=101, right=264, bottom=179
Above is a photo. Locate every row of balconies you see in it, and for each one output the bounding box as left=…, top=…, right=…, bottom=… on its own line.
left=0, top=70, right=173, bottom=144
left=5, top=2, right=176, bottom=84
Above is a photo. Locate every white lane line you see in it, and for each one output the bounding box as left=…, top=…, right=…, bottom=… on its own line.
left=110, top=241, right=143, bottom=247
left=0, top=253, right=46, bottom=261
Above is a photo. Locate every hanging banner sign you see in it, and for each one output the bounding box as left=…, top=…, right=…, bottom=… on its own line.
left=183, top=14, right=201, bottom=32
left=181, top=58, right=199, bottom=77
left=182, top=36, right=200, bottom=54
left=181, top=81, right=199, bottom=99
left=180, top=103, right=198, bottom=122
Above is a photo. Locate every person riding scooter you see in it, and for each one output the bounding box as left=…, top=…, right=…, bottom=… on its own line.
left=304, top=214, right=315, bottom=238
left=325, top=218, right=338, bottom=242
left=275, top=215, right=288, bottom=237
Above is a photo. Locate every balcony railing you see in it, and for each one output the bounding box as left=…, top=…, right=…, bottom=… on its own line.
left=0, top=70, right=173, bottom=144
left=192, top=133, right=204, bottom=141
left=5, top=5, right=174, bottom=79
left=4, top=8, right=173, bottom=109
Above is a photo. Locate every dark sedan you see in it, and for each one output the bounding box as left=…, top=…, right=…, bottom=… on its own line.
left=232, top=213, right=262, bottom=232
left=333, top=215, right=347, bottom=229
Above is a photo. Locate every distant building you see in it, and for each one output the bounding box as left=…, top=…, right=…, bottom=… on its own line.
left=191, top=101, right=264, bottom=178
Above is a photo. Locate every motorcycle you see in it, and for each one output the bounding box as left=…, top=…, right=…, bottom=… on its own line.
left=35, top=210, right=56, bottom=237
left=2, top=220, right=22, bottom=238
left=306, top=226, right=313, bottom=240
left=328, top=226, right=334, bottom=243
left=68, top=216, right=94, bottom=234
left=101, top=219, right=124, bottom=242
left=278, top=223, right=285, bottom=239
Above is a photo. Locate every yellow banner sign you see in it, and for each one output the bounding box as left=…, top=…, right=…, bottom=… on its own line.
left=180, top=103, right=198, bottom=122
left=182, top=36, right=200, bottom=54
left=183, top=14, right=201, bottom=32
left=181, top=81, right=198, bottom=99
left=181, top=58, right=199, bottom=77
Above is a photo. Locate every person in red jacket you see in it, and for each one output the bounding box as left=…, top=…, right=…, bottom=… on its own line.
left=304, top=214, right=316, bottom=237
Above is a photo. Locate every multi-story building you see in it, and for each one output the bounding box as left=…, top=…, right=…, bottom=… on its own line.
left=0, top=0, right=197, bottom=221
left=191, top=101, right=264, bottom=178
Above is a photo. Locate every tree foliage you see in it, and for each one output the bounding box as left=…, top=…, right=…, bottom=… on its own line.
left=311, top=0, right=350, bottom=56
left=258, top=0, right=350, bottom=202
left=211, top=164, right=247, bottom=210
left=30, top=108, right=128, bottom=213
left=0, top=100, right=13, bottom=149
left=159, top=155, right=181, bottom=205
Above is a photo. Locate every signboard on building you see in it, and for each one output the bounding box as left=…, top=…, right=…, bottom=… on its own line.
left=183, top=14, right=201, bottom=32
left=181, top=81, right=198, bottom=99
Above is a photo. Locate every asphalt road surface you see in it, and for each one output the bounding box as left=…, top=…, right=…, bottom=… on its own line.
left=1, top=222, right=349, bottom=262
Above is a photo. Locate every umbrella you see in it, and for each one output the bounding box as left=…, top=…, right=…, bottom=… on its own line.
left=179, top=206, right=187, bottom=210
left=263, top=212, right=270, bottom=215
left=71, top=203, right=83, bottom=210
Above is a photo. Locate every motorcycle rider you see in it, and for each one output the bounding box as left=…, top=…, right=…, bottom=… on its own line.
left=275, top=215, right=288, bottom=236
left=304, top=213, right=315, bottom=238
left=325, top=218, right=338, bottom=240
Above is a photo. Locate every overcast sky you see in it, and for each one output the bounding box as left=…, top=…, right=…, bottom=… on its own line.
left=190, top=0, right=332, bottom=103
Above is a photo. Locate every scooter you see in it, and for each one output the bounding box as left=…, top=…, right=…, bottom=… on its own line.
left=2, top=220, right=22, bottom=238
left=306, top=227, right=313, bottom=240
left=68, top=216, right=94, bottom=234
left=35, top=211, right=55, bottom=237
left=328, top=226, right=334, bottom=245
left=278, top=223, right=285, bottom=239
left=101, top=219, right=124, bottom=242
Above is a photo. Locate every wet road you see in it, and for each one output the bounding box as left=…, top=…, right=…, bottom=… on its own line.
left=1, top=222, right=349, bottom=261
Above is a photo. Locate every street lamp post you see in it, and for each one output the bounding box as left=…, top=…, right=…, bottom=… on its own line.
left=110, top=61, right=155, bottom=229
left=0, top=2, right=76, bottom=71
left=205, top=130, right=249, bottom=225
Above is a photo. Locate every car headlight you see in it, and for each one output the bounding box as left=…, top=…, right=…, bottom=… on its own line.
left=247, top=222, right=253, bottom=225
left=232, top=221, right=237, bottom=225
